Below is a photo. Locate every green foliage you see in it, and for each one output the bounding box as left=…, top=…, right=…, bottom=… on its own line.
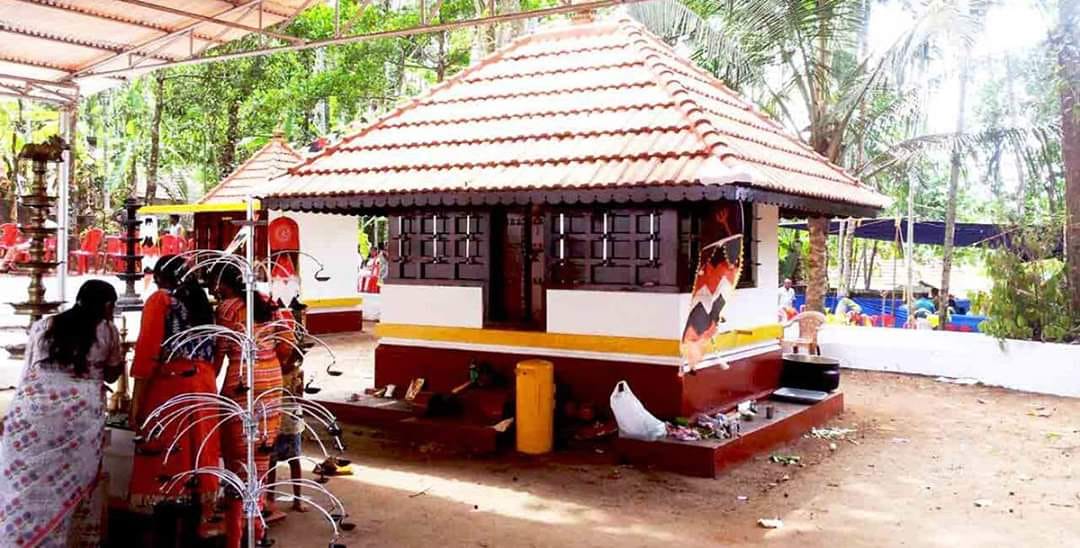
left=358, top=229, right=370, bottom=258
left=979, top=226, right=1078, bottom=343
left=778, top=227, right=808, bottom=282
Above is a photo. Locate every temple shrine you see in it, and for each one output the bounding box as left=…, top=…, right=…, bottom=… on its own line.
left=262, top=16, right=888, bottom=474
left=142, top=130, right=363, bottom=333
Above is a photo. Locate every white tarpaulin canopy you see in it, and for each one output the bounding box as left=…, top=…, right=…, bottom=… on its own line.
left=0, top=0, right=313, bottom=103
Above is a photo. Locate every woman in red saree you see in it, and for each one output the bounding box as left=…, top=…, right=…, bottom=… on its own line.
left=129, top=256, right=220, bottom=537
left=213, top=268, right=291, bottom=548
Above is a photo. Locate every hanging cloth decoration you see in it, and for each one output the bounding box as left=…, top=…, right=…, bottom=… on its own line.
left=679, top=203, right=745, bottom=375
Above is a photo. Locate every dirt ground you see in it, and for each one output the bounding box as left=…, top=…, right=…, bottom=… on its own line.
left=269, top=368, right=1080, bottom=548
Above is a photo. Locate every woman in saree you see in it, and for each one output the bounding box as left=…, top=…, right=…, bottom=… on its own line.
left=128, top=255, right=220, bottom=537
left=213, top=267, right=290, bottom=547
left=0, top=280, right=122, bottom=547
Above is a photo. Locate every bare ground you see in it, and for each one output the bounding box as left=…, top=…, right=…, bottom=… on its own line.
left=270, top=369, right=1080, bottom=548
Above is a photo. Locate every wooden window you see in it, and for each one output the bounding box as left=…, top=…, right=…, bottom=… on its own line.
left=740, top=202, right=757, bottom=288
left=387, top=211, right=488, bottom=282
left=549, top=207, right=679, bottom=291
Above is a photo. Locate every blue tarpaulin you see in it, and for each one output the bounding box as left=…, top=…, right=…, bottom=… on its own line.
left=780, top=218, right=1020, bottom=248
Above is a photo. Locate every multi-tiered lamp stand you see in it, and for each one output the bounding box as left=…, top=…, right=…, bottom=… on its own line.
left=3, top=137, right=67, bottom=359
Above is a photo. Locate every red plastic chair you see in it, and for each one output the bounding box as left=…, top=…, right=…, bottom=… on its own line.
left=44, top=237, right=56, bottom=262
left=159, top=234, right=182, bottom=256
left=71, top=228, right=105, bottom=274
left=104, top=236, right=125, bottom=272
left=0, top=223, right=18, bottom=250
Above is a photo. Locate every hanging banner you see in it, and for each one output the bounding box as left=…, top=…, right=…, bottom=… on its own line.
left=680, top=203, right=744, bottom=375
left=268, top=217, right=301, bottom=305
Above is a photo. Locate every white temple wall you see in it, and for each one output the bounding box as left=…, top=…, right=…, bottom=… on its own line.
left=381, top=284, right=484, bottom=328
left=546, top=290, right=685, bottom=339
left=268, top=210, right=360, bottom=302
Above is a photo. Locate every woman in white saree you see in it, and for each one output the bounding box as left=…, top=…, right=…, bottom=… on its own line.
left=0, top=280, right=123, bottom=547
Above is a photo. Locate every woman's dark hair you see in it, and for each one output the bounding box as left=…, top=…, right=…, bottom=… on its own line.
left=44, top=279, right=117, bottom=377
left=215, top=264, right=276, bottom=323
left=155, top=255, right=214, bottom=326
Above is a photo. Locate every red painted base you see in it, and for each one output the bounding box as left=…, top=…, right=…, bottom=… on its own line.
left=374, top=344, right=782, bottom=419
left=615, top=392, right=844, bottom=477
left=306, top=309, right=363, bottom=334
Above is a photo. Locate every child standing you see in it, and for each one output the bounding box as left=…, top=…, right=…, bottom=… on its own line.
left=266, top=358, right=307, bottom=519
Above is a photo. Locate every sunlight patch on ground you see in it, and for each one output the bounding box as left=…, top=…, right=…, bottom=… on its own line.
left=334, top=464, right=678, bottom=541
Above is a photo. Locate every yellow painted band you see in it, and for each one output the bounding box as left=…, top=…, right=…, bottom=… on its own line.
left=305, top=297, right=363, bottom=309
left=375, top=323, right=782, bottom=357
left=138, top=201, right=259, bottom=214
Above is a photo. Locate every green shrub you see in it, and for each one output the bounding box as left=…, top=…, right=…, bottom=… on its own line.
left=980, top=227, right=1078, bottom=343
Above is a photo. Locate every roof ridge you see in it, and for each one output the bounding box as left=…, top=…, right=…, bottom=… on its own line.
left=633, top=32, right=865, bottom=187
left=618, top=20, right=735, bottom=168
left=296, top=149, right=708, bottom=176
left=334, top=125, right=688, bottom=151
left=289, top=24, right=530, bottom=175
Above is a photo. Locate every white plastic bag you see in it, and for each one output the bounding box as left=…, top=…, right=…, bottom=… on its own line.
left=610, top=380, right=667, bottom=441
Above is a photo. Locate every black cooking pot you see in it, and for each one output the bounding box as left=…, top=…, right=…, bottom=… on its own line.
left=780, top=353, right=840, bottom=392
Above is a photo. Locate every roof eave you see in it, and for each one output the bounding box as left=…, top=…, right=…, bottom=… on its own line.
left=261, top=182, right=883, bottom=218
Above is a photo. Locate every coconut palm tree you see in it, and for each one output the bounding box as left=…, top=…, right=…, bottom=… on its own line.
left=1059, top=0, right=1080, bottom=311
left=629, top=0, right=970, bottom=311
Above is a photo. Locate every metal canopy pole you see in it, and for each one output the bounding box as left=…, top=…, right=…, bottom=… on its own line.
left=57, top=103, right=76, bottom=305
left=905, top=173, right=915, bottom=319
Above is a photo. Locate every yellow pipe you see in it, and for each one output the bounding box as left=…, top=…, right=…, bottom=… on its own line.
left=138, top=201, right=259, bottom=215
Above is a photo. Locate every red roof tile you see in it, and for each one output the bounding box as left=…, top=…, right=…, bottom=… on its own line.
left=266, top=18, right=888, bottom=210
left=198, top=131, right=302, bottom=204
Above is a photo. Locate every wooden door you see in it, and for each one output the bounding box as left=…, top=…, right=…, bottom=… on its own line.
left=490, top=209, right=528, bottom=324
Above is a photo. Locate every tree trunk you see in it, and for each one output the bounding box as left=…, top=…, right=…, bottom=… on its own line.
left=220, top=99, right=241, bottom=179
left=865, top=240, right=878, bottom=290
left=1005, top=55, right=1028, bottom=217
left=145, top=72, right=165, bottom=204
left=791, top=234, right=803, bottom=283
left=806, top=216, right=829, bottom=312
left=836, top=219, right=847, bottom=294
left=436, top=31, right=447, bottom=83
left=1061, top=0, right=1080, bottom=313
left=940, top=55, right=971, bottom=327
left=845, top=224, right=857, bottom=290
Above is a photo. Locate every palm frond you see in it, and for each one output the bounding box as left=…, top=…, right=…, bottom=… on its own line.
left=858, top=122, right=1062, bottom=180
left=626, top=0, right=759, bottom=87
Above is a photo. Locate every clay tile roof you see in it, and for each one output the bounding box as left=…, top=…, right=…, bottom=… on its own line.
left=198, top=131, right=302, bottom=205
left=266, top=18, right=888, bottom=210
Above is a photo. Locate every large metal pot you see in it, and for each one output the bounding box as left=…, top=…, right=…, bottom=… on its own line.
left=780, top=353, right=840, bottom=392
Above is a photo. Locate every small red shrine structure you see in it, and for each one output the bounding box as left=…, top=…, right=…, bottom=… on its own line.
left=262, top=17, right=887, bottom=473
left=191, top=129, right=302, bottom=252
left=143, top=130, right=363, bottom=333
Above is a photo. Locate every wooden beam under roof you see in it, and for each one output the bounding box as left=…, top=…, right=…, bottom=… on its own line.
left=115, top=0, right=304, bottom=46
left=70, top=0, right=267, bottom=78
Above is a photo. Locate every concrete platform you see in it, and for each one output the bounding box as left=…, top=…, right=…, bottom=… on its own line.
left=615, top=391, right=844, bottom=477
